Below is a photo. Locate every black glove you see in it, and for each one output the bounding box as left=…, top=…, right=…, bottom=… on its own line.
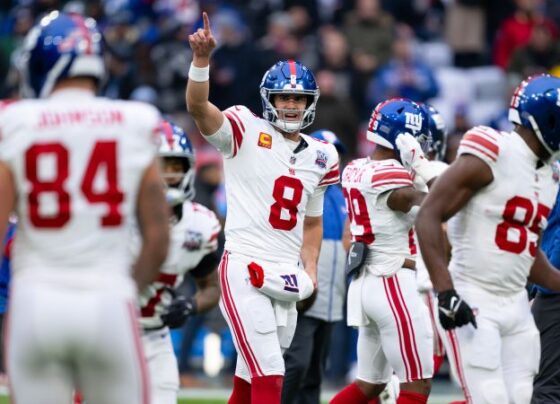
left=437, top=289, right=477, bottom=330
left=161, top=295, right=197, bottom=329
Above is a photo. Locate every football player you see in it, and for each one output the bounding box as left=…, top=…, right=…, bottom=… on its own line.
left=0, top=11, right=169, bottom=403
left=139, top=120, right=221, bottom=404
left=416, top=74, right=560, bottom=403
left=186, top=12, right=339, bottom=404
left=331, top=98, right=440, bottom=404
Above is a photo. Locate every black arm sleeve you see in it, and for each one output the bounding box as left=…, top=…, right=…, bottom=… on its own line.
left=190, top=251, right=220, bottom=279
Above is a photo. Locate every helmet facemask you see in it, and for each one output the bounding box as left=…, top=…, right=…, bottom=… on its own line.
left=161, top=155, right=196, bottom=207
left=260, top=88, right=319, bottom=133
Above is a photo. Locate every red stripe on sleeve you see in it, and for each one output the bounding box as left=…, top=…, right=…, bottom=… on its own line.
left=462, top=133, right=499, bottom=156
left=460, top=142, right=497, bottom=162
left=224, top=112, right=244, bottom=157
left=372, top=170, right=412, bottom=183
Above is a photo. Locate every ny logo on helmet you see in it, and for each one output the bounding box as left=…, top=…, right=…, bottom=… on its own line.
left=404, top=112, right=423, bottom=133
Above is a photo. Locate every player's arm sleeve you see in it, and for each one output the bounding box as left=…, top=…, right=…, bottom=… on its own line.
left=318, top=145, right=340, bottom=187
left=370, top=165, right=414, bottom=194
left=305, top=186, right=326, bottom=217
left=457, top=126, right=500, bottom=170
left=205, top=105, right=251, bottom=159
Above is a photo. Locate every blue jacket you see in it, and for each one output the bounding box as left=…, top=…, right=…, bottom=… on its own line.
left=323, top=185, right=347, bottom=240
left=535, top=190, right=560, bottom=295
left=0, top=223, right=15, bottom=314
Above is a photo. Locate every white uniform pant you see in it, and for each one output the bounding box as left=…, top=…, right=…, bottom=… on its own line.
left=218, top=251, right=298, bottom=382
left=142, top=327, right=179, bottom=404
left=437, top=282, right=540, bottom=404
left=349, top=269, right=433, bottom=384
left=7, top=279, right=150, bottom=404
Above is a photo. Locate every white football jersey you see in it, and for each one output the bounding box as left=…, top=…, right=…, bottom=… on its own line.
left=342, top=158, right=417, bottom=277
left=447, top=126, right=546, bottom=295
left=0, top=90, right=160, bottom=288
left=205, top=105, right=339, bottom=264
left=139, top=201, right=221, bottom=329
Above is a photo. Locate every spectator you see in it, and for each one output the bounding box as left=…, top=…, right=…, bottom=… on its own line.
left=343, top=0, right=394, bottom=74
left=343, top=0, right=394, bottom=113
left=493, top=0, right=558, bottom=69
left=508, top=23, right=560, bottom=79
left=210, top=9, right=263, bottom=112
left=366, top=25, right=439, bottom=108
left=307, top=70, right=360, bottom=158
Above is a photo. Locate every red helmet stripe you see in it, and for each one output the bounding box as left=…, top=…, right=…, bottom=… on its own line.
left=288, top=59, right=297, bottom=88
left=70, top=15, right=93, bottom=55
left=162, top=121, right=175, bottom=149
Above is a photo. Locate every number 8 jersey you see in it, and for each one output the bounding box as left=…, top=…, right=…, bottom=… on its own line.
left=0, top=91, right=160, bottom=283
left=447, top=126, right=546, bottom=295
left=205, top=105, right=339, bottom=264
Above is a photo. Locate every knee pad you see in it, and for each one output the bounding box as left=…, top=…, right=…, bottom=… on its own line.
left=511, top=382, right=533, bottom=404
left=478, top=380, right=508, bottom=404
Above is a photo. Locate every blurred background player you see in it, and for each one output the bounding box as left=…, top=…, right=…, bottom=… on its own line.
left=416, top=74, right=560, bottom=404
left=414, top=103, right=449, bottom=377
left=0, top=11, right=169, bottom=404
left=0, top=216, right=15, bottom=383
left=331, top=98, right=440, bottom=404
left=186, top=12, right=339, bottom=404
left=531, top=161, right=560, bottom=404
left=139, top=120, right=221, bottom=404
left=282, top=129, right=349, bottom=404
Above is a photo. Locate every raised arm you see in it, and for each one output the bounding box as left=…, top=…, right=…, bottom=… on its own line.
left=186, top=12, right=225, bottom=136
left=133, top=160, right=170, bottom=292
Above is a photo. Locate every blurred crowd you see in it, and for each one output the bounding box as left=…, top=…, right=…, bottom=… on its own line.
left=2, top=0, right=560, bottom=389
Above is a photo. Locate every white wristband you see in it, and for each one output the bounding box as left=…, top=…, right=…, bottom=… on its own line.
left=188, top=63, right=210, bottom=82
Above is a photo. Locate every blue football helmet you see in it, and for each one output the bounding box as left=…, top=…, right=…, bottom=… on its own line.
left=260, top=60, right=320, bottom=133
left=309, top=129, right=347, bottom=154
left=420, top=103, right=447, bottom=161
left=19, top=11, right=105, bottom=98
left=159, top=120, right=196, bottom=206
left=367, top=98, right=431, bottom=152
left=509, top=74, right=560, bottom=155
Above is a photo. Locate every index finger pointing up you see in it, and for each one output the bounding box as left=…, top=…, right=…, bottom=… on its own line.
left=203, top=12, right=210, bottom=33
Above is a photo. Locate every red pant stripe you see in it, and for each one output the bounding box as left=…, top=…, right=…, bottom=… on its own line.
left=219, top=252, right=263, bottom=377
left=383, top=277, right=411, bottom=381
left=447, top=329, right=472, bottom=403
left=126, top=302, right=150, bottom=404
left=394, top=275, right=423, bottom=378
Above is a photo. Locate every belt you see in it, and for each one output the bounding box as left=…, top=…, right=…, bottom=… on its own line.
left=403, top=258, right=416, bottom=270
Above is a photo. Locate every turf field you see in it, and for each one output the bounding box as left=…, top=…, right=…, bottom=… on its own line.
left=0, top=386, right=464, bottom=404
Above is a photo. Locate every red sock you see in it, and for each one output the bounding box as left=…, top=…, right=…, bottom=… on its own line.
left=330, top=383, right=369, bottom=404
left=251, top=375, right=283, bottom=404
left=73, top=391, right=82, bottom=404
left=433, top=354, right=445, bottom=375
left=228, top=376, right=251, bottom=404
left=397, top=390, right=428, bottom=404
